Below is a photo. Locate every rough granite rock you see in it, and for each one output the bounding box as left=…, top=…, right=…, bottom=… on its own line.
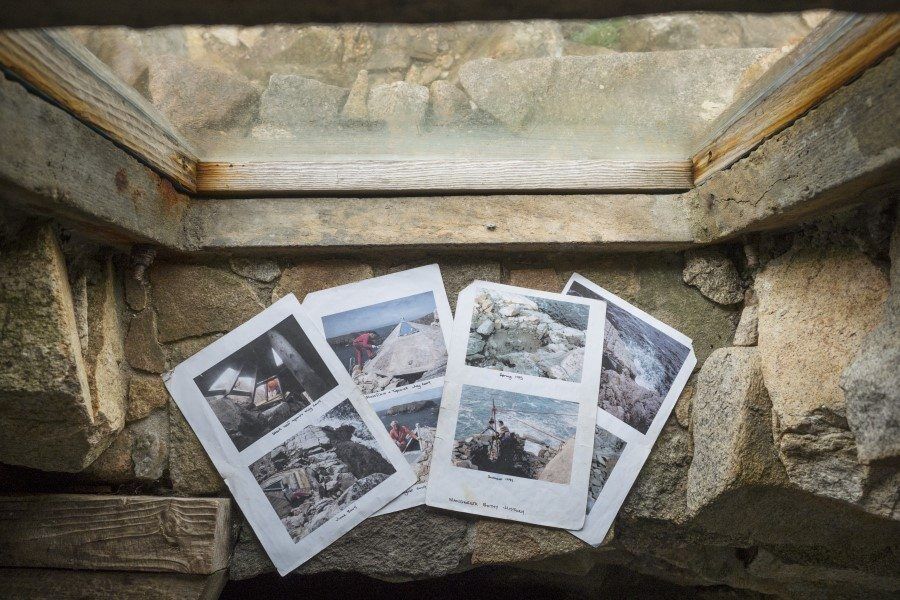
left=732, top=304, right=759, bottom=346
left=231, top=507, right=473, bottom=581
left=148, top=54, right=259, bottom=132
left=0, top=224, right=122, bottom=471
left=428, top=80, right=473, bottom=125
left=367, top=81, right=430, bottom=127
left=126, top=373, right=169, bottom=423
left=471, top=520, right=586, bottom=567
left=260, top=74, right=348, bottom=127
left=341, top=69, right=370, bottom=121
left=273, top=260, right=374, bottom=302
left=124, top=274, right=148, bottom=311
left=229, top=257, right=281, bottom=283
left=841, top=209, right=900, bottom=464
left=83, top=409, right=168, bottom=483
left=688, top=347, right=785, bottom=515
left=150, top=264, right=264, bottom=343
left=124, top=309, right=166, bottom=373
left=440, top=260, right=503, bottom=306
left=682, top=248, right=744, bottom=305
left=458, top=58, right=552, bottom=129
left=507, top=268, right=562, bottom=292
left=168, top=399, right=225, bottom=495
left=756, top=241, right=893, bottom=517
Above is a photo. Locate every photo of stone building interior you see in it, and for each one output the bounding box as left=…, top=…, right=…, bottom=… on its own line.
left=194, top=316, right=337, bottom=451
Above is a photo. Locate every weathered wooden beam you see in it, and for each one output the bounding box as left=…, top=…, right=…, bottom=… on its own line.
left=0, top=29, right=198, bottom=191
left=187, top=194, right=696, bottom=253
left=0, top=73, right=190, bottom=249
left=690, top=52, right=899, bottom=242
left=692, top=13, right=900, bottom=184
left=0, top=568, right=227, bottom=600
left=196, top=160, right=693, bottom=196
left=0, top=495, right=232, bottom=575
left=0, top=1, right=890, bottom=28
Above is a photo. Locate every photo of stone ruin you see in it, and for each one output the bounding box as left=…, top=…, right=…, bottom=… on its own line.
left=568, top=280, right=692, bottom=434
left=586, top=425, right=627, bottom=514
left=250, top=399, right=396, bottom=542
left=466, top=290, right=589, bottom=381
left=452, top=385, right=578, bottom=484
left=322, top=291, right=447, bottom=395
left=194, top=316, right=338, bottom=451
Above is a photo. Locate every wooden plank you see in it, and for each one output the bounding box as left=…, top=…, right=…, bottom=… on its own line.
left=189, top=193, right=695, bottom=252
left=0, top=495, right=231, bottom=575
left=0, top=29, right=199, bottom=191
left=691, top=52, right=899, bottom=242
left=0, top=1, right=889, bottom=28
left=0, top=568, right=227, bottom=600
left=692, top=13, right=900, bottom=184
left=196, top=159, right=693, bottom=195
left=0, top=73, right=189, bottom=249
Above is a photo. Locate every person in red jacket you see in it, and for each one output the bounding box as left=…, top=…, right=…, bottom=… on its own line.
left=389, top=420, right=416, bottom=450
left=351, top=331, right=379, bottom=369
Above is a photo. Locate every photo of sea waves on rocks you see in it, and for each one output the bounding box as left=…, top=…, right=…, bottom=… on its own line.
left=322, top=291, right=447, bottom=395
left=567, top=281, right=691, bottom=434
left=250, top=399, right=396, bottom=543
left=453, top=385, right=578, bottom=484
left=194, top=316, right=338, bottom=451
left=371, top=387, right=440, bottom=484
left=466, top=289, right=589, bottom=382
left=586, top=426, right=626, bottom=513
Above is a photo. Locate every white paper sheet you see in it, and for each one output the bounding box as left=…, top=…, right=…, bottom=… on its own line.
left=303, top=265, right=453, bottom=514
left=163, top=294, right=417, bottom=575
left=426, top=281, right=605, bottom=529
left=562, top=273, right=696, bottom=545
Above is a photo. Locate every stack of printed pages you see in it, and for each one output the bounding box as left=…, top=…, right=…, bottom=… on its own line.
left=165, top=265, right=695, bottom=575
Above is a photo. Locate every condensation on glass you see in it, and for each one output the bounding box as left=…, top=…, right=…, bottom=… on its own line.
left=69, top=12, right=827, bottom=162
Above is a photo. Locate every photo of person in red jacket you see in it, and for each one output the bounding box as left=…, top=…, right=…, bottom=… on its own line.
left=351, top=331, right=380, bottom=370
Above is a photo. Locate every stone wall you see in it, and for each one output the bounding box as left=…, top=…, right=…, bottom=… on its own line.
left=0, top=200, right=897, bottom=598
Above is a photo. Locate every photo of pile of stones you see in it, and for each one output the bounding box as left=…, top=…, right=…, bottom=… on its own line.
left=250, top=400, right=396, bottom=542
left=466, top=289, right=589, bottom=381
left=567, top=281, right=691, bottom=433
left=452, top=385, right=578, bottom=484
left=194, top=316, right=338, bottom=451
left=586, top=425, right=626, bottom=513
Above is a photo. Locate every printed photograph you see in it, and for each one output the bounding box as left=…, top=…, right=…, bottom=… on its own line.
left=322, top=291, right=447, bottom=395
left=568, top=281, right=692, bottom=434
left=452, top=385, right=578, bottom=484
left=250, top=399, right=396, bottom=543
left=194, top=316, right=338, bottom=451
left=466, top=289, right=589, bottom=382
left=586, top=425, right=627, bottom=513
left=371, top=388, right=441, bottom=483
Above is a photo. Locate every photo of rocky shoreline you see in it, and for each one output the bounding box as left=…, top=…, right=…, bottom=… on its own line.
left=194, top=316, right=338, bottom=451
left=466, top=289, right=589, bottom=382
left=250, top=400, right=396, bottom=543
left=372, top=388, right=441, bottom=483
left=567, top=280, right=692, bottom=434
left=323, top=291, right=447, bottom=395
left=586, top=425, right=626, bottom=513
left=452, top=385, right=578, bottom=484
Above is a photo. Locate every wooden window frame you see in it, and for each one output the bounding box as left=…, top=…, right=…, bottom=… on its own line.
left=0, top=13, right=896, bottom=198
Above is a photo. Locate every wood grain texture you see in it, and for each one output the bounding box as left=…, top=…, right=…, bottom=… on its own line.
left=0, top=568, right=227, bottom=600
left=0, top=74, right=189, bottom=249
left=0, top=29, right=198, bottom=191
left=690, top=53, right=899, bottom=242
left=0, top=1, right=889, bottom=28
left=692, top=13, right=900, bottom=184
left=188, top=193, right=695, bottom=252
left=0, top=495, right=231, bottom=574
left=196, top=159, right=693, bottom=195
